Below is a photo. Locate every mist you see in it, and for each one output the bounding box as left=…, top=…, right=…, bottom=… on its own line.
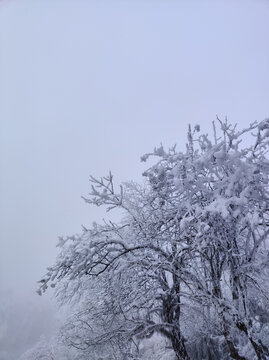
left=0, top=1, right=268, bottom=358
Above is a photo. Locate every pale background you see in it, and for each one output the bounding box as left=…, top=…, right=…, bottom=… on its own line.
left=0, top=1, right=268, bottom=358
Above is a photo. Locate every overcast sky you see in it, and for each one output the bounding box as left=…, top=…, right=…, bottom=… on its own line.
left=0, top=0, right=269, bottom=356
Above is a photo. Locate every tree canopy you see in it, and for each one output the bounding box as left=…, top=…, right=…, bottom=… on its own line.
left=39, top=118, right=269, bottom=360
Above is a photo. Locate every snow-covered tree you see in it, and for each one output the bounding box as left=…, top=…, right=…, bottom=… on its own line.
left=57, top=275, right=140, bottom=359
left=39, top=118, right=269, bottom=360
left=19, top=335, right=76, bottom=360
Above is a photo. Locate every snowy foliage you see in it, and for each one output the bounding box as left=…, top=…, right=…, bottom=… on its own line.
left=19, top=335, right=78, bottom=360
left=39, top=118, right=269, bottom=360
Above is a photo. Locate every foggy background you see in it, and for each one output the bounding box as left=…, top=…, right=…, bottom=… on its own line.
left=0, top=1, right=269, bottom=358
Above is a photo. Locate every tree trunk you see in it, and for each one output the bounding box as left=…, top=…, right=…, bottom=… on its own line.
left=235, top=320, right=269, bottom=360
left=171, top=331, right=190, bottom=360
left=223, top=327, right=247, bottom=360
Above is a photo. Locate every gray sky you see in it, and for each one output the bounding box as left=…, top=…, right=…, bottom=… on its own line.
left=0, top=0, right=269, bottom=356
